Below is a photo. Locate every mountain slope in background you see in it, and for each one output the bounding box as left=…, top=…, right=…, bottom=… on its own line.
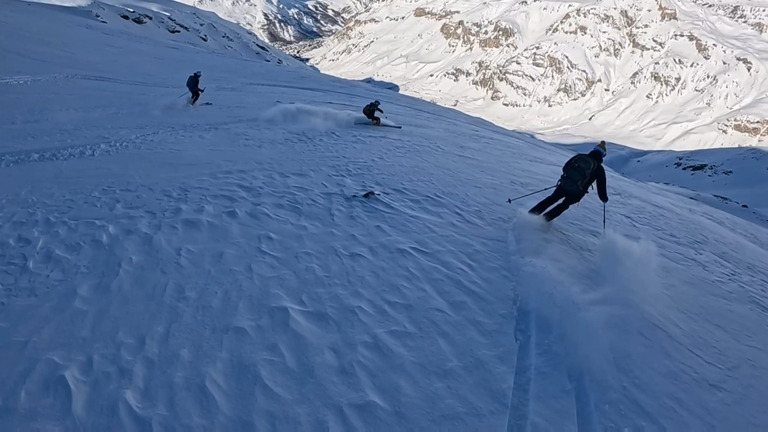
left=2, top=0, right=768, bottom=430
left=303, top=0, right=768, bottom=150
left=176, top=0, right=370, bottom=43
left=604, top=144, right=768, bottom=227
left=12, top=0, right=299, bottom=65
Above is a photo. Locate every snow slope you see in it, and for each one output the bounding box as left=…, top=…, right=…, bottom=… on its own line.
left=304, top=0, right=768, bottom=150
left=2, top=0, right=768, bottom=430
left=603, top=144, right=768, bottom=227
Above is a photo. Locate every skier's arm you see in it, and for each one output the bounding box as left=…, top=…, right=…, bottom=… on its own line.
left=377, top=107, right=384, bottom=113
left=596, top=166, right=608, bottom=202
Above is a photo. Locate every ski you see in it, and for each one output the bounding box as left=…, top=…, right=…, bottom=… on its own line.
left=356, top=122, right=402, bottom=129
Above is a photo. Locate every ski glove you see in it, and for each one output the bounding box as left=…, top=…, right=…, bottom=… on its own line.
left=601, top=196, right=608, bottom=203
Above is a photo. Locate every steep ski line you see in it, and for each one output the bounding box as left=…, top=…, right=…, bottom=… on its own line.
left=507, top=293, right=534, bottom=432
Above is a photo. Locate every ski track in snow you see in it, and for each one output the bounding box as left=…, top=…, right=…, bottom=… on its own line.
left=0, top=74, right=172, bottom=89
left=506, top=203, right=768, bottom=430
left=0, top=129, right=170, bottom=168
left=2, top=1, right=768, bottom=431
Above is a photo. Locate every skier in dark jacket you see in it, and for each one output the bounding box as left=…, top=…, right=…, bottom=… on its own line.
left=186, top=71, right=204, bottom=105
left=363, top=100, right=384, bottom=125
left=529, top=141, right=609, bottom=222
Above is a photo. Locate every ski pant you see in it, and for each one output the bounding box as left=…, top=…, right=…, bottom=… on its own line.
left=366, top=114, right=381, bottom=125
left=189, top=89, right=201, bottom=105
left=528, top=187, right=582, bottom=222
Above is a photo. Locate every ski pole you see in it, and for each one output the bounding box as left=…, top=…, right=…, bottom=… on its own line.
left=506, top=185, right=556, bottom=204
left=177, top=91, right=188, bottom=98
left=603, top=202, right=606, bottom=232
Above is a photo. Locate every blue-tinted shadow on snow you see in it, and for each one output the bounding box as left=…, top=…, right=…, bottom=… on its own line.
left=359, top=78, right=400, bottom=93
left=554, top=141, right=768, bottom=228
left=289, top=55, right=319, bottom=72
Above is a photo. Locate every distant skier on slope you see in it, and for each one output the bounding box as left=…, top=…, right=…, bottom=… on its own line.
left=363, top=100, right=384, bottom=125
left=186, top=71, right=204, bottom=105
left=528, top=141, right=609, bottom=222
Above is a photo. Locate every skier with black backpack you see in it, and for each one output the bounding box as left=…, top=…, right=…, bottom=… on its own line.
left=186, top=71, right=204, bottom=105
left=528, top=141, right=608, bottom=222
left=362, top=100, right=384, bottom=125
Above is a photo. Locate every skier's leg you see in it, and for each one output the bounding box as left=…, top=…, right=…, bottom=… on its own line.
left=529, top=189, right=564, bottom=215
left=373, top=115, right=381, bottom=125
left=191, top=90, right=200, bottom=105
left=542, top=194, right=580, bottom=221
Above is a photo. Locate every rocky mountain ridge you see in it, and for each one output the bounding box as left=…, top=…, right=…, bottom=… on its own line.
left=302, top=0, right=768, bottom=149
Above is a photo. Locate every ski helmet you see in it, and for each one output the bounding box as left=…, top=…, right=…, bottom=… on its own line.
left=373, top=100, right=380, bottom=106
left=194, top=71, right=202, bottom=77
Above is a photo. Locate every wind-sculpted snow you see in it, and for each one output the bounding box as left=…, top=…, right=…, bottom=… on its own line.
left=2, top=0, right=768, bottom=430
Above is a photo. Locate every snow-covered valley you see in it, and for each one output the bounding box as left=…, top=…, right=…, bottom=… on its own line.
left=176, top=0, right=370, bottom=43
left=303, top=0, right=768, bottom=150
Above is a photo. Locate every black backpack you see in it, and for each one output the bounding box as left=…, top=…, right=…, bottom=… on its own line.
left=186, top=75, right=198, bottom=91
left=559, top=154, right=597, bottom=195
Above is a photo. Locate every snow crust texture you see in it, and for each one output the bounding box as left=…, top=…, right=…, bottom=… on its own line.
left=2, top=1, right=768, bottom=431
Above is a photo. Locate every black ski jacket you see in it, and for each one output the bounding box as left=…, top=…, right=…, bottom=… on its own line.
left=186, top=74, right=200, bottom=92
left=363, top=103, right=383, bottom=117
